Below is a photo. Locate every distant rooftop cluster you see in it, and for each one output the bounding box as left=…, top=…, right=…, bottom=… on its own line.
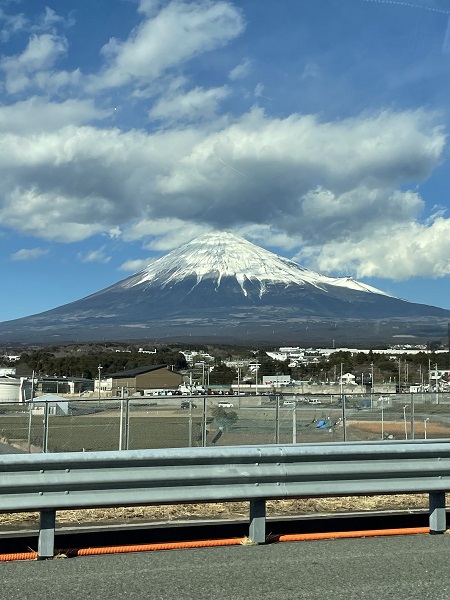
left=264, top=345, right=447, bottom=368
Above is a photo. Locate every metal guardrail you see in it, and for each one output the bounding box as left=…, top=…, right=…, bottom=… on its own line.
left=1, top=440, right=449, bottom=557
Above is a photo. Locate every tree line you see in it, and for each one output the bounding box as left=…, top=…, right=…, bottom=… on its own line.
left=17, top=349, right=188, bottom=379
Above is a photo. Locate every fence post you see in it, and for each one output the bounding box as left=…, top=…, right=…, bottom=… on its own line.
left=429, top=492, right=446, bottom=533
left=202, top=396, right=207, bottom=447
left=43, top=401, right=49, bottom=453
left=342, top=394, right=347, bottom=441
left=249, top=499, right=266, bottom=544
left=38, top=509, right=56, bottom=559
left=27, top=402, right=33, bottom=453
left=275, top=396, right=280, bottom=444
left=125, top=398, right=130, bottom=450
left=119, top=399, right=125, bottom=450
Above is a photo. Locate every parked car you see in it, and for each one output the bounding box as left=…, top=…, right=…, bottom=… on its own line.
left=180, top=400, right=197, bottom=409
left=218, top=401, right=234, bottom=408
left=283, top=400, right=296, bottom=406
left=306, top=398, right=322, bottom=405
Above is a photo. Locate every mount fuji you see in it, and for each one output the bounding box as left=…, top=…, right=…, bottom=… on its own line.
left=1, top=232, right=449, bottom=345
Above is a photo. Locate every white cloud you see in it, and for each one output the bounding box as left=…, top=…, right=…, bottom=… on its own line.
left=1, top=187, right=105, bottom=242
left=154, top=108, right=444, bottom=234
left=0, top=5, right=72, bottom=43
left=254, top=83, right=272, bottom=101
left=37, top=7, right=67, bottom=31
left=0, top=97, right=107, bottom=133
left=301, top=62, right=320, bottom=81
left=0, top=101, right=447, bottom=278
left=32, top=68, right=82, bottom=94
left=10, top=247, right=48, bottom=261
left=107, top=227, right=122, bottom=239
left=77, top=246, right=111, bottom=264
left=119, top=257, right=154, bottom=272
left=0, top=33, right=68, bottom=93
left=229, top=57, right=252, bottom=80
left=0, top=10, right=27, bottom=42
left=233, top=224, right=300, bottom=253
left=0, top=0, right=448, bottom=290
left=124, top=218, right=209, bottom=250
left=137, top=0, right=164, bottom=17
left=91, top=0, right=244, bottom=91
left=298, top=218, right=450, bottom=279
left=149, top=85, right=230, bottom=123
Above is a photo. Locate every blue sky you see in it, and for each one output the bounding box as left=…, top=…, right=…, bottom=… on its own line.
left=1, top=0, right=450, bottom=322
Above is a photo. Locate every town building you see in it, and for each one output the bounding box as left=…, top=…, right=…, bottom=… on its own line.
left=102, top=364, right=183, bottom=396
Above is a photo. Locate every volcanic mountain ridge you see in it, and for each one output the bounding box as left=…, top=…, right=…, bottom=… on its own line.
left=0, top=231, right=449, bottom=345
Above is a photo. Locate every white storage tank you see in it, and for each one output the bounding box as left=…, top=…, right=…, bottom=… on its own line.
left=0, top=376, right=31, bottom=403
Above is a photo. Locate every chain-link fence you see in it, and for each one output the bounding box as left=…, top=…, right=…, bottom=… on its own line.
left=0, top=392, right=450, bottom=453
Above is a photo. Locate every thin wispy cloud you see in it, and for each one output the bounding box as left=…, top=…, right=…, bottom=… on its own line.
left=77, top=247, right=111, bottom=264
left=10, top=247, right=48, bottom=261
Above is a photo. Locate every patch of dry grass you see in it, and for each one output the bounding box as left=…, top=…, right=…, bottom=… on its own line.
left=0, top=494, right=432, bottom=528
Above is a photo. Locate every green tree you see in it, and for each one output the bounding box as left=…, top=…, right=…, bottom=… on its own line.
left=209, top=362, right=235, bottom=385
left=210, top=406, right=238, bottom=431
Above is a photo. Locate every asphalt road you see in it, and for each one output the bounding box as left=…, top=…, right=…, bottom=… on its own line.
left=2, top=534, right=450, bottom=599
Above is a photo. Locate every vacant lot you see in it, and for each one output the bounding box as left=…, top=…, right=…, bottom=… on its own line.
left=1, top=404, right=449, bottom=452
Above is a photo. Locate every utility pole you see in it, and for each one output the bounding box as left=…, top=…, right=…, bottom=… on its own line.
left=98, top=364, right=103, bottom=403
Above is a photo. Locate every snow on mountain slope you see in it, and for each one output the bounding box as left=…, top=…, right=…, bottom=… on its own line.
left=123, top=231, right=394, bottom=299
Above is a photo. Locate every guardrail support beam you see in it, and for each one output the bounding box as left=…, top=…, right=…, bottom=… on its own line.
left=38, top=509, right=56, bottom=559
left=429, top=492, right=446, bottom=534
left=249, top=499, right=266, bottom=544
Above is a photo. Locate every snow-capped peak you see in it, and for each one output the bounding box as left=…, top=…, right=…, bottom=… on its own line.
left=123, top=231, right=393, bottom=298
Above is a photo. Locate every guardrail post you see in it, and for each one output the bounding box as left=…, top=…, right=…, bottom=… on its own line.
left=249, top=499, right=266, bottom=544
left=38, top=509, right=56, bottom=559
left=429, top=492, right=446, bottom=533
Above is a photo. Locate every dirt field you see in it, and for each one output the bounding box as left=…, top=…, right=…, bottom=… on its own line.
left=350, top=420, right=450, bottom=439
left=0, top=494, right=433, bottom=528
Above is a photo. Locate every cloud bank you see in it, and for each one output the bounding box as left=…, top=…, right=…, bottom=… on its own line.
left=0, top=0, right=448, bottom=283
